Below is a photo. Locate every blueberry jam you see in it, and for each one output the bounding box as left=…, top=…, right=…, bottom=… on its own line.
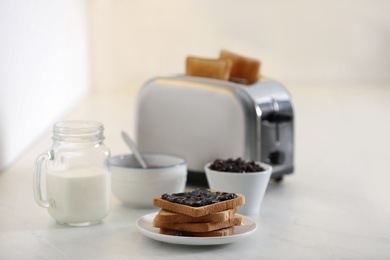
left=209, top=157, right=264, bottom=173
left=161, top=188, right=237, bottom=207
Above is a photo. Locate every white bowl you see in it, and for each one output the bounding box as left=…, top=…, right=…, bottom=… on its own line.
left=205, top=161, right=272, bottom=216
left=111, top=153, right=187, bottom=208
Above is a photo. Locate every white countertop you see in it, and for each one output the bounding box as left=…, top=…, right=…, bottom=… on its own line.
left=1, top=84, right=390, bottom=259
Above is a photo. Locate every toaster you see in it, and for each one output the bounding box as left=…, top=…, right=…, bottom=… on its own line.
left=135, top=75, right=294, bottom=184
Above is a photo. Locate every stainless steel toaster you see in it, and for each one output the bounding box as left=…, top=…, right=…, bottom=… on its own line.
left=135, top=75, right=294, bottom=184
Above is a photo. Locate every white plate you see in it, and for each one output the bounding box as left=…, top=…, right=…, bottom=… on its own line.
left=136, top=212, right=257, bottom=246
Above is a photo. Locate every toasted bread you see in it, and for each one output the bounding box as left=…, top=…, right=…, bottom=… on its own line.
left=153, top=215, right=242, bottom=232
left=153, top=193, right=245, bottom=217
left=159, top=227, right=234, bottom=237
left=154, top=208, right=238, bottom=224
left=220, top=50, right=260, bottom=85
left=186, top=56, right=232, bottom=80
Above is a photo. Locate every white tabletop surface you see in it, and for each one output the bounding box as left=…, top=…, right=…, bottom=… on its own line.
left=1, top=84, right=389, bottom=259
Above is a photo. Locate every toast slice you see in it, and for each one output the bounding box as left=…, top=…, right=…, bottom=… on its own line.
left=186, top=56, right=232, bottom=80
left=153, top=215, right=242, bottom=232
left=220, top=50, right=261, bottom=85
left=154, top=207, right=238, bottom=224
left=159, top=227, right=234, bottom=237
left=153, top=191, right=245, bottom=217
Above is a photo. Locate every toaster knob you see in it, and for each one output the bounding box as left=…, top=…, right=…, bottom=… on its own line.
left=269, top=150, right=285, bottom=165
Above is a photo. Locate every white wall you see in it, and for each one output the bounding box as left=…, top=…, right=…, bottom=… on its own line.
left=0, top=0, right=90, bottom=171
left=88, top=0, right=390, bottom=91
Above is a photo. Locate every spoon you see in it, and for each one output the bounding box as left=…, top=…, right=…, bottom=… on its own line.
left=121, top=131, right=148, bottom=169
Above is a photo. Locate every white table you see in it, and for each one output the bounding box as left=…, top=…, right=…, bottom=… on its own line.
left=1, top=85, right=389, bottom=259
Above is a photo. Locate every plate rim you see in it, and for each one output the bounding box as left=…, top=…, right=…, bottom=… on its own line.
left=136, top=211, right=257, bottom=246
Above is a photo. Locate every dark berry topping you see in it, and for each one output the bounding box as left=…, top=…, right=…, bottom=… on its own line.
left=209, top=157, right=264, bottom=173
left=161, top=188, right=237, bottom=207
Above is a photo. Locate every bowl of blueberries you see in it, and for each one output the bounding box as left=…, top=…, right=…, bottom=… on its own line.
left=205, top=158, right=272, bottom=216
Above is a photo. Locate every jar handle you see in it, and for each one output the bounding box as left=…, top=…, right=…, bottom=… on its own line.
left=33, top=150, right=55, bottom=208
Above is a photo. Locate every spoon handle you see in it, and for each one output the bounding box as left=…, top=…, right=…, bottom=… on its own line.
left=121, top=131, right=148, bottom=169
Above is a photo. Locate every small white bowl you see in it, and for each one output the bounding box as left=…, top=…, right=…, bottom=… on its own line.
left=205, top=161, right=272, bottom=216
left=111, top=153, right=187, bottom=208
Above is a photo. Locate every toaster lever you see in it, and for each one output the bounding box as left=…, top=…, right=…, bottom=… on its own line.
left=266, top=113, right=293, bottom=123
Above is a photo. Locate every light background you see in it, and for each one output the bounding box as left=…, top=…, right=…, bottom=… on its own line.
left=89, top=0, right=390, bottom=90
left=0, top=0, right=389, bottom=171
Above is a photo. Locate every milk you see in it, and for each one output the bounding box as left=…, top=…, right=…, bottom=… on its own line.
left=46, top=167, right=111, bottom=225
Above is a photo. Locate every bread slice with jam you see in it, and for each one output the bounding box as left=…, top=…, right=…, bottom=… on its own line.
left=153, top=189, right=245, bottom=217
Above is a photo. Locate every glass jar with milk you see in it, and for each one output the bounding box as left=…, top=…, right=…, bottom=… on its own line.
left=33, top=120, right=111, bottom=226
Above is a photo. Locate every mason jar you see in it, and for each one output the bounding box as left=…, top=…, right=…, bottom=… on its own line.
left=33, top=120, right=111, bottom=226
